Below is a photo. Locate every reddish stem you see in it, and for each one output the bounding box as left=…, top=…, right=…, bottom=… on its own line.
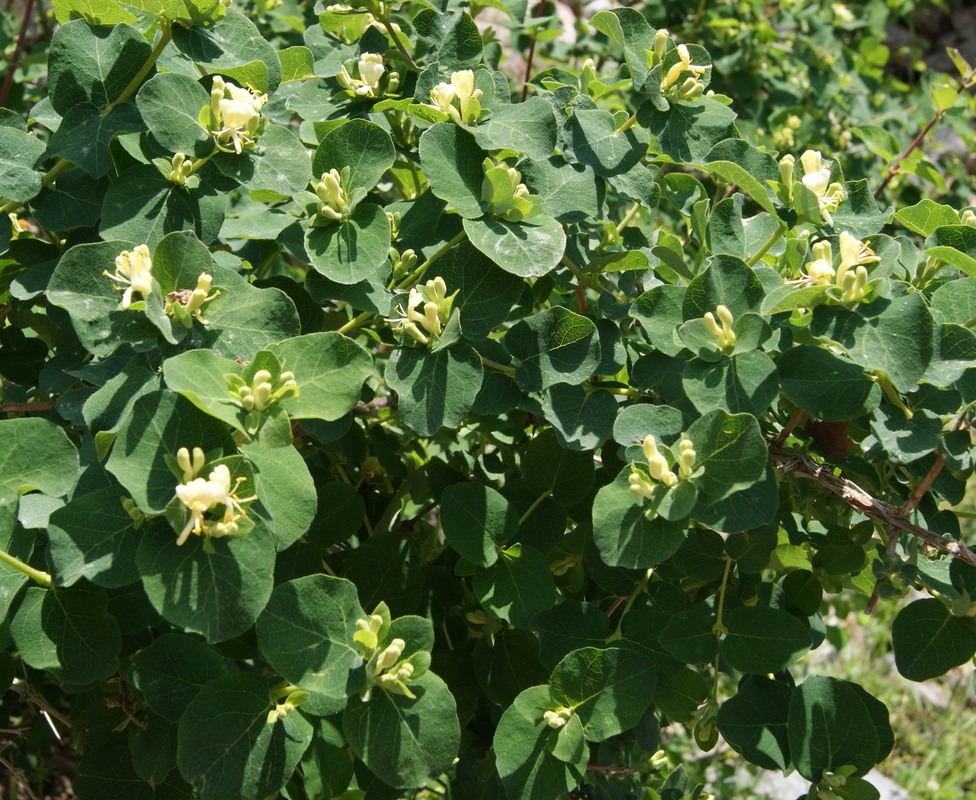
left=772, top=408, right=806, bottom=447
left=0, top=0, right=35, bottom=109
left=604, top=595, right=626, bottom=618
left=520, top=0, right=547, bottom=101
left=874, top=111, right=942, bottom=199
left=0, top=402, right=54, bottom=414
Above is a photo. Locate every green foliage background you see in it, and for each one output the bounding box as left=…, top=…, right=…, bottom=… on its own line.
left=0, top=0, right=975, bottom=798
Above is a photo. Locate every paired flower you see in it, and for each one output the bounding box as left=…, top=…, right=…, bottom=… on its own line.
left=544, top=707, right=574, bottom=729
left=173, top=448, right=255, bottom=545
left=165, top=272, right=219, bottom=327
left=802, top=232, right=878, bottom=303
left=481, top=159, right=536, bottom=222
left=426, top=70, right=483, bottom=125
left=703, top=305, right=737, bottom=353
left=799, top=150, right=845, bottom=225
left=105, top=245, right=154, bottom=309
left=354, top=616, right=424, bottom=701
left=337, top=53, right=388, bottom=97
left=660, top=43, right=709, bottom=100
left=629, top=435, right=696, bottom=500
left=387, top=277, right=457, bottom=346
left=208, top=76, right=267, bottom=154
left=228, top=368, right=299, bottom=414
left=314, top=168, right=350, bottom=222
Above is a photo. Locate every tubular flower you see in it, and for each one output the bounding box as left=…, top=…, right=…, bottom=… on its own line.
left=387, top=277, right=457, bottom=346
left=704, top=305, right=736, bottom=352
left=210, top=76, right=267, bottom=154
left=426, top=69, right=483, bottom=124
left=105, top=244, right=154, bottom=309
left=804, top=240, right=835, bottom=285
left=544, top=707, right=573, bottom=729
left=314, top=168, right=350, bottom=222
left=660, top=44, right=709, bottom=96
left=165, top=272, right=220, bottom=326
left=799, top=149, right=845, bottom=225
left=337, top=53, right=386, bottom=97
left=173, top=461, right=255, bottom=546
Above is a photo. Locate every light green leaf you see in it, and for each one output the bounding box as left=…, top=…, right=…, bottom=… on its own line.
left=177, top=673, right=312, bottom=800
left=924, top=224, right=976, bottom=278
left=279, top=46, right=315, bottom=82
left=0, top=127, right=47, bottom=203
left=631, top=284, right=686, bottom=356
left=541, top=384, right=616, bottom=451
left=255, top=575, right=365, bottom=716
left=0, top=418, right=80, bottom=507
left=683, top=254, right=765, bottom=320
left=306, top=203, right=391, bottom=285
left=414, top=8, right=483, bottom=70
left=118, top=0, right=225, bottom=24
left=419, top=123, right=486, bottom=219
left=640, top=98, right=737, bottom=164
left=163, top=350, right=247, bottom=432
left=894, top=199, right=960, bottom=236
left=240, top=441, right=316, bottom=550
left=53, top=0, right=136, bottom=24
left=519, top=156, right=603, bottom=224
left=703, top=139, right=780, bottom=216
left=682, top=351, right=779, bottom=417
left=214, top=123, right=312, bottom=196
left=466, top=97, right=557, bottom=159
left=136, top=72, right=212, bottom=156
left=464, top=214, right=566, bottom=279
left=686, top=409, right=768, bottom=501
left=589, top=8, right=657, bottom=90
left=565, top=109, right=645, bottom=177
left=312, top=119, right=396, bottom=192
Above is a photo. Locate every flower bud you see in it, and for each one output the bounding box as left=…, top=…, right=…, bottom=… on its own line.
left=652, top=28, right=670, bottom=63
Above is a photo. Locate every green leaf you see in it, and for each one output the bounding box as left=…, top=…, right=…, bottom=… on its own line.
left=519, top=156, right=603, bottom=225
left=342, top=671, right=460, bottom=789
left=419, top=123, right=486, bottom=219
left=255, top=575, right=365, bottom=716
left=268, top=332, right=372, bottom=421
left=31, top=170, right=106, bottom=232
left=138, top=524, right=275, bottom=643
left=653, top=666, right=709, bottom=723
left=473, top=546, right=557, bottom=627
left=522, top=427, right=595, bottom=504
left=74, top=746, right=154, bottom=800
left=541, top=384, right=617, bottom=451
left=721, top=606, right=811, bottom=673
left=312, top=119, right=396, bottom=192
left=118, top=0, right=225, bottom=24
left=171, top=9, right=281, bottom=93
left=788, top=676, right=884, bottom=781
left=11, top=583, right=121, bottom=689
left=683, top=255, right=765, bottom=320
left=929, top=278, right=976, bottom=326
left=163, top=350, right=248, bottom=432
left=306, top=203, right=391, bottom=285
left=867, top=406, right=942, bottom=464
left=589, top=8, right=657, bottom=90
left=433, top=242, right=524, bottom=339
left=550, top=647, right=656, bottom=741
left=463, top=214, right=566, bottom=279
left=810, top=293, right=934, bottom=393
left=591, top=469, right=685, bottom=568
left=0, top=127, right=47, bottom=203
left=686, top=409, right=768, bottom=501
left=494, top=685, right=587, bottom=800
left=891, top=598, right=976, bottom=681
left=659, top=610, right=719, bottom=664
left=46, top=487, right=144, bottom=588
left=129, top=633, right=229, bottom=721
left=101, top=164, right=225, bottom=248
left=703, top=139, right=780, bottom=216
left=214, top=123, right=312, bottom=196
left=47, top=20, right=152, bottom=115
left=640, top=98, right=738, bottom=164
left=924, top=224, right=976, bottom=278
left=505, top=307, right=600, bottom=392
left=716, top=676, right=792, bottom=770
left=177, top=673, right=312, bottom=800
left=682, top=351, right=779, bottom=417
left=0, top=418, right=80, bottom=507
left=565, top=109, right=645, bottom=177
left=136, top=73, right=212, bottom=156
left=130, top=714, right=178, bottom=783
left=474, top=628, right=548, bottom=706
left=777, top=345, right=881, bottom=421
left=53, top=0, right=136, bottom=24
left=894, top=199, right=960, bottom=236
left=279, top=46, right=315, bottom=82
left=440, top=482, right=517, bottom=567
left=46, top=102, right=145, bottom=178
left=386, top=343, right=483, bottom=436
left=106, top=390, right=233, bottom=514
left=414, top=8, right=483, bottom=70
left=631, top=285, right=686, bottom=356
left=533, top=601, right=612, bottom=669
left=466, top=97, right=556, bottom=159
left=240, top=441, right=316, bottom=550
left=831, top=180, right=893, bottom=237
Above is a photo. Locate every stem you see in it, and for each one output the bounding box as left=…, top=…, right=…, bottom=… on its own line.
left=711, top=556, right=733, bottom=703
left=481, top=356, right=516, bottom=377
left=107, top=23, right=172, bottom=112
left=899, top=451, right=943, bottom=517
left=607, top=568, right=653, bottom=640
left=338, top=310, right=374, bottom=335
left=394, top=230, right=466, bottom=289
left=519, top=490, right=551, bottom=525
left=0, top=548, right=53, bottom=588
left=772, top=408, right=806, bottom=447
left=0, top=0, right=34, bottom=108
left=613, top=112, right=638, bottom=136
left=874, top=111, right=943, bottom=199
left=379, top=9, right=417, bottom=70
left=747, top=223, right=785, bottom=267
left=0, top=402, right=55, bottom=414
left=615, top=202, right=641, bottom=235
left=520, top=0, right=547, bottom=101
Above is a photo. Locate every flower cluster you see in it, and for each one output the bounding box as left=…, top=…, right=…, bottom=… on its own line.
left=104, top=244, right=153, bottom=309
left=227, top=368, right=299, bottom=414
left=426, top=70, right=483, bottom=125
left=173, top=447, right=255, bottom=545
left=803, top=231, right=879, bottom=303
left=781, top=150, right=846, bottom=225
left=481, top=160, right=535, bottom=222
left=629, top=435, right=696, bottom=500
left=208, top=76, right=267, bottom=154
left=165, top=272, right=219, bottom=327
left=354, top=615, right=421, bottom=701
left=655, top=32, right=709, bottom=101
left=704, top=305, right=737, bottom=353
left=544, top=707, right=574, bottom=729
left=387, top=277, right=457, bottom=346
left=337, top=53, right=388, bottom=97
left=314, top=168, right=351, bottom=222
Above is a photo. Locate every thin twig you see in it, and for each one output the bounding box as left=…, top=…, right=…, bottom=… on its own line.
left=768, top=443, right=976, bottom=567
left=0, top=402, right=54, bottom=414
left=772, top=408, right=806, bottom=447
left=520, top=0, right=547, bottom=101
left=899, top=450, right=944, bottom=517
left=0, top=0, right=35, bottom=108
left=874, top=112, right=942, bottom=199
